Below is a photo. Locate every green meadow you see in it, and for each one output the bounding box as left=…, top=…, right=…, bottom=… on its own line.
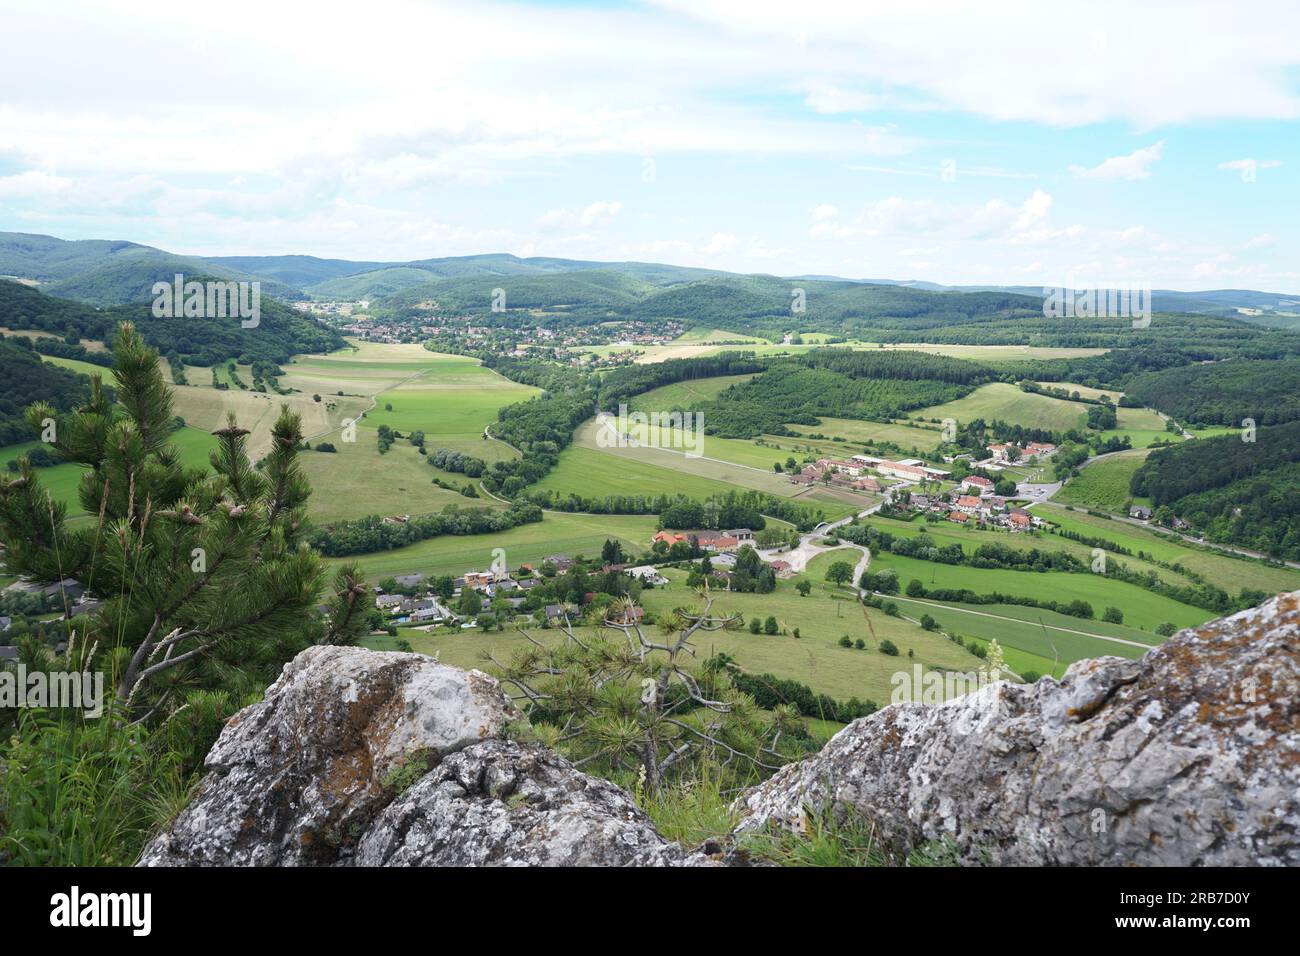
left=1053, top=448, right=1153, bottom=512
left=389, top=566, right=985, bottom=705
left=867, top=551, right=1213, bottom=632
left=2, top=427, right=219, bottom=516
left=1037, top=505, right=1300, bottom=596
left=850, top=513, right=1198, bottom=589
left=327, top=511, right=661, bottom=580
left=910, top=382, right=1088, bottom=432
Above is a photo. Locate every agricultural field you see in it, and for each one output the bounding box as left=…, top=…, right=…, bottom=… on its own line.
left=298, top=438, right=493, bottom=523
left=1097, top=405, right=1177, bottom=449
left=910, top=382, right=1088, bottom=432
left=540, top=418, right=864, bottom=520
left=882, top=595, right=1159, bottom=680
left=166, top=342, right=534, bottom=519
left=389, top=566, right=985, bottom=705
left=577, top=338, right=1106, bottom=366
left=849, top=513, right=1198, bottom=589
left=785, top=416, right=943, bottom=452
left=867, top=551, right=1213, bottom=633
left=1052, top=448, right=1152, bottom=512
left=625, top=373, right=757, bottom=412
left=40, top=354, right=112, bottom=378
left=326, top=512, right=660, bottom=580
left=1035, top=381, right=1123, bottom=402
left=1036, top=504, right=1300, bottom=597
left=1, top=427, right=219, bottom=516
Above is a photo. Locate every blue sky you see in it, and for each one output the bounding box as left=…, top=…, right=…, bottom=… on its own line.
left=0, top=0, right=1295, bottom=288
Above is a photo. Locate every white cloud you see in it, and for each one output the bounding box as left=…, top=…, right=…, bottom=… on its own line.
left=1245, top=233, right=1276, bottom=249
left=703, top=233, right=737, bottom=254
left=1069, top=142, right=1165, bottom=180
left=537, top=201, right=623, bottom=232
left=814, top=190, right=1053, bottom=241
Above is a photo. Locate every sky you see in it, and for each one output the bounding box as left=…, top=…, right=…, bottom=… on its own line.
left=0, top=0, right=1296, bottom=289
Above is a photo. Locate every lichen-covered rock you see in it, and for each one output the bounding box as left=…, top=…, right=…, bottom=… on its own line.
left=732, top=591, right=1300, bottom=866
left=354, top=740, right=712, bottom=866
left=140, top=646, right=518, bottom=866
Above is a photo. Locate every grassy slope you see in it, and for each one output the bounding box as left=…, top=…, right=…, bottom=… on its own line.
left=1053, top=448, right=1153, bottom=512
left=536, top=419, right=861, bottom=521
left=326, top=512, right=661, bottom=579
left=853, top=512, right=1197, bottom=589
left=1037, top=504, right=1300, bottom=596
left=910, top=382, right=1087, bottom=432
left=392, top=567, right=984, bottom=704
left=1, top=428, right=218, bottom=516
left=869, top=551, right=1212, bottom=632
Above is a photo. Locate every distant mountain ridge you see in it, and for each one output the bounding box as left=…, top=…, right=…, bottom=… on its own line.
left=2, top=231, right=1296, bottom=324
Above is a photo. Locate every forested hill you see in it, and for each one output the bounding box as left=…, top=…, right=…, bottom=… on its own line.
left=1130, top=421, right=1300, bottom=560
left=0, top=232, right=298, bottom=305
left=678, top=349, right=997, bottom=438
left=368, top=270, right=1300, bottom=350
left=0, top=335, right=91, bottom=446
left=0, top=280, right=344, bottom=366
left=1124, top=358, right=1300, bottom=427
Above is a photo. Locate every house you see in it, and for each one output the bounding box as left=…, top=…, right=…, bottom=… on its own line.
left=544, top=604, right=565, bottom=621
left=409, top=600, right=453, bottom=623
left=376, top=594, right=405, bottom=610
left=605, top=605, right=644, bottom=625
left=962, top=475, right=994, bottom=494
left=515, top=577, right=540, bottom=590
left=987, top=443, right=1021, bottom=463
left=947, top=511, right=970, bottom=524
left=1130, top=506, right=1152, bottom=520
left=0, top=616, right=10, bottom=632
left=40, top=578, right=84, bottom=602
left=693, top=530, right=739, bottom=552
left=816, top=458, right=863, bottom=477
left=955, top=495, right=984, bottom=514
left=852, top=476, right=882, bottom=493
left=66, top=598, right=105, bottom=619
left=788, top=474, right=814, bottom=485
left=545, top=555, right=575, bottom=571
left=851, top=455, right=883, bottom=466
left=875, top=460, right=929, bottom=481
left=767, top=559, right=794, bottom=578
left=626, top=565, right=669, bottom=585
left=725, top=528, right=754, bottom=542
left=0, top=646, right=17, bottom=661
left=1024, top=441, right=1056, bottom=457
left=1008, top=510, right=1032, bottom=530
left=653, top=530, right=688, bottom=547
left=393, top=573, right=425, bottom=589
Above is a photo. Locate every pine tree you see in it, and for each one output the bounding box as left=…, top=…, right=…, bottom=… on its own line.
left=0, top=322, right=371, bottom=719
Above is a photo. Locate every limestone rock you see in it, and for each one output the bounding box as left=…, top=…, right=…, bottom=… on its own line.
left=732, top=591, right=1300, bottom=866
left=139, top=646, right=518, bottom=865
left=354, top=739, right=711, bottom=866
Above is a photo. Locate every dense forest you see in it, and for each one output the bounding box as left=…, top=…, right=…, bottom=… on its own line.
left=597, top=353, right=768, bottom=408
left=0, top=280, right=343, bottom=367
left=0, top=335, right=93, bottom=446
left=1130, top=422, right=1300, bottom=559
left=1124, top=358, right=1300, bottom=426
left=686, top=350, right=992, bottom=438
